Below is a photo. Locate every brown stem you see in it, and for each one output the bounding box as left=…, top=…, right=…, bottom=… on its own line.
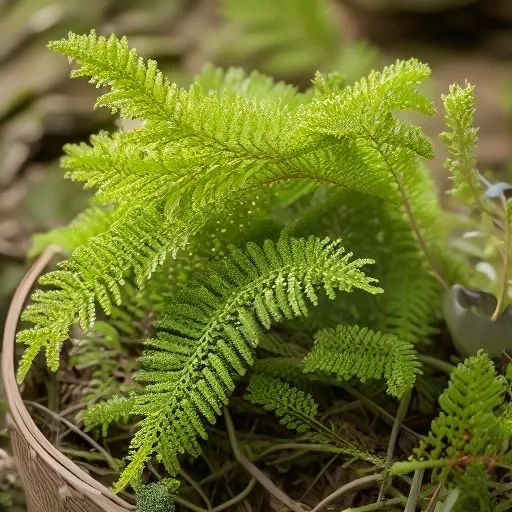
left=424, top=483, right=443, bottom=512
left=310, top=474, right=383, bottom=512
left=223, top=407, right=306, bottom=512
left=24, top=400, right=118, bottom=472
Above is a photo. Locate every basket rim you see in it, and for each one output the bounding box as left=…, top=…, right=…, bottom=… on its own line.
left=1, top=247, right=134, bottom=510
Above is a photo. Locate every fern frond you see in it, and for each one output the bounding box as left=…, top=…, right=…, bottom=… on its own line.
left=285, top=185, right=444, bottom=343
left=19, top=33, right=438, bottom=386
left=81, top=396, right=136, bottom=437
left=17, top=206, right=177, bottom=380
left=83, top=236, right=381, bottom=490
left=414, top=352, right=509, bottom=478
left=30, top=206, right=114, bottom=257
left=440, top=82, right=482, bottom=204
left=194, top=64, right=306, bottom=107
left=60, top=131, right=185, bottom=209
left=303, top=324, right=421, bottom=397
left=303, top=58, right=435, bottom=160
left=70, top=264, right=182, bottom=409
left=48, top=30, right=180, bottom=120
left=246, top=374, right=318, bottom=432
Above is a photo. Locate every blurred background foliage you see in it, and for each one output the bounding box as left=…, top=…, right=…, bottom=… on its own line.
left=1, top=0, right=512, bottom=509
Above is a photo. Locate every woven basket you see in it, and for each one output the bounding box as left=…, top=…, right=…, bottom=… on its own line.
left=1, top=248, right=134, bottom=512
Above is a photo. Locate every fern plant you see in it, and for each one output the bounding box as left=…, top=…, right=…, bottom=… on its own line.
left=392, top=352, right=512, bottom=511
left=16, top=31, right=442, bottom=381
left=15, top=29, right=512, bottom=511
left=303, top=325, right=421, bottom=397
left=82, top=235, right=381, bottom=489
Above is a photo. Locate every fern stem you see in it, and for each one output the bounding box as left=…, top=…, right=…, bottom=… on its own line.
left=179, top=469, right=212, bottom=511
left=385, top=161, right=448, bottom=289
left=211, top=479, right=256, bottom=512
left=492, top=193, right=511, bottom=321
left=404, top=469, right=424, bottom=512
left=417, top=354, right=455, bottom=375
left=311, top=418, right=381, bottom=465
left=370, top=141, right=448, bottom=289
left=342, top=384, right=421, bottom=440
left=25, top=400, right=119, bottom=471
left=378, top=389, right=412, bottom=501
left=309, top=473, right=383, bottom=512
left=259, top=442, right=355, bottom=458
left=391, top=458, right=451, bottom=474
left=342, top=496, right=405, bottom=511
left=223, top=407, right=306, bottom=512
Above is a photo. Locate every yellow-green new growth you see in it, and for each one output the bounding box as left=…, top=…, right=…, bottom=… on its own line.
left=16, top=32, right=437, bottom=391
left=440, top=82, right=482, bottom=205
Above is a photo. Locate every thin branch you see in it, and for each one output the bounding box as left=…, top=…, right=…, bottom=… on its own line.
left=212, top=479, right=256, bottom=512
left=223, top=407, right=306, bottom=512
left=179, top=469, right=212, bottom=511
left=342, top=384, right=421, bottom=440
left=25, top=400, right=118, bottom=471
left=417, top=354, right=455, bottom=375
left=424, top=483, right=443, bottom=512
left=310, top=474, right=383, bottom=512
left=404, top=469, right=424, bottom=512
left=375, top=145, right=448, bottom=289
left=378, top=389, right=412, bottom=500
left=492, top=193, right=511, bottom=320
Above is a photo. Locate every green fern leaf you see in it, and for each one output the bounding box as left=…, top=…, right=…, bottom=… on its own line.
left=246, top=374, right=318, bottom=432
left=83, top=235, right=381, bottom=490
left=414, top=351, right=509, bottom=477
left=303, top=324, right=421, bottom=397
left=30, top=206, right=114, bottom=257
left=48, top=30, right=180, bottom=120
left=303, top=58, right=435, bottom=160
left=194, top=64, right=307, bottom=107
left=440, top=82, right=482, bottom=204
left=18, top=32, right=439, bottom=386
left=17, top=206, right=177, bottom=379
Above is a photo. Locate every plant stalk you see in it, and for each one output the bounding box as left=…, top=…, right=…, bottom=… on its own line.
left=223, top=407, right=306, bottom=512
left=492, top=194, right=511, bottom=321
left=309, top=474, right=383, bottom=512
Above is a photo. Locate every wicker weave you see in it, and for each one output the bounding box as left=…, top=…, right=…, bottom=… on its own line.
left=1, top=249, right=133, bottom=512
